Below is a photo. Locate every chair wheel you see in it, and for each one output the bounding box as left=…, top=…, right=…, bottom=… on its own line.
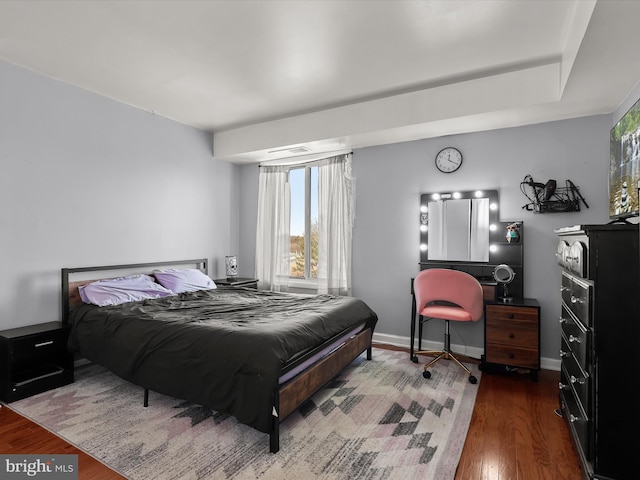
left=469, top=375, right=477, bottom=384
left=411, top=356, right=419, bottom=363
left=423, top=370, right=431, bottom=379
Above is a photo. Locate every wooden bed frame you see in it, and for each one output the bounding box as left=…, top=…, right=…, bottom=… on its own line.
left=61, top=259, right=374, bottom=453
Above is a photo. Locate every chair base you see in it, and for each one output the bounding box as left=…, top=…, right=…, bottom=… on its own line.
left=415, top=321, right=477, bottom=384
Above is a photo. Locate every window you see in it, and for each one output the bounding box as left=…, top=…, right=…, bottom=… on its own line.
left=289, top=165, right=318, bottom=279
left=256, top=153, right=352, bottom=294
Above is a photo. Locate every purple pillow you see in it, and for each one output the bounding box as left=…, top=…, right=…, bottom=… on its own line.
left=153, top=268, right=217, bottom=294
left=79, top=274, right=174, bottom=307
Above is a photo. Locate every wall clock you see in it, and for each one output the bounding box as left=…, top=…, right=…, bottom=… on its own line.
left=435, top=147, right=463, bottom=173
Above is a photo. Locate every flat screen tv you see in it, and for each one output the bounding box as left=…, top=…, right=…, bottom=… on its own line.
left=609, top=97, right=640, bottom=220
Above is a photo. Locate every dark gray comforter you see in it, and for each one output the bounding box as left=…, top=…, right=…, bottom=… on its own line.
left=67, top=286, right=378, bottom=433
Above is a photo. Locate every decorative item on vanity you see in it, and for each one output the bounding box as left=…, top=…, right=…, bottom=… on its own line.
left=520, top=174, right=589, bottom=213
left=224, top=255, right=238, bottom=278
left=493, top=264, right=516, bottom=303
left=505, top=222, right=520, bottom=243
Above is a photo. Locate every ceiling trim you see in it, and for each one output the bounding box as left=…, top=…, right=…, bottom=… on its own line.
left=213, top=62, right=560, bottom=162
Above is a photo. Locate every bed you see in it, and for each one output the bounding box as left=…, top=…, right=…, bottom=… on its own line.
left=61, top=259, right=378, bottom=453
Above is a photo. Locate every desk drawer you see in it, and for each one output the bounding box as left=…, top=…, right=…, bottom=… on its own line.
left=485, top=343, right=538, bottom=369
left=485, top=304, right=538, bottom=323
left=484, top=302, right=540, bottom=372
left=485, top=321, right=538, bottom=348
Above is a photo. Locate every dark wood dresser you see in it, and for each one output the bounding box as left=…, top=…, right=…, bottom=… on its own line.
left=555, top=223, right=639, bottom=480
left=482, top=298, right=540, bottom=381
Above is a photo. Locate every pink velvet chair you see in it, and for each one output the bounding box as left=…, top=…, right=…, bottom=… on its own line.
left=413, top=268, right=484, bottom=384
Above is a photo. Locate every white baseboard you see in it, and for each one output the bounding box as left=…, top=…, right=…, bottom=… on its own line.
left=371, top=332, right=560, bottom=372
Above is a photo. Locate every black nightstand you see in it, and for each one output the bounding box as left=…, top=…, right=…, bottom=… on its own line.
left=213, top=277, right=259, bottom=289
left=0, top=321, right=74, bottom=402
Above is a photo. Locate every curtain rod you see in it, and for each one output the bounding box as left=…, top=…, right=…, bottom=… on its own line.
left=259, top=149, right=352, bottom=167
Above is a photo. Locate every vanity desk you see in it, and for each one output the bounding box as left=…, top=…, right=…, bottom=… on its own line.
left=412, top=188, right=534, bottom=378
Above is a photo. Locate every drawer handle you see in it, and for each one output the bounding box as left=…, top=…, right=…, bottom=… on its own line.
left=570, top=295, right=583, bottom=305
left=569, top=414, right=581, bottom=423
left=34, top=340, right=54, bottom=348
left=508, top=333, right=514, bottom=338
left=560, top=349, right=570, bottom=358
left=559, top=317, right=567, bottom=324
left=570, top=375, right=585, bottom=385
left=559, top=381, right=570, bottom=390
left=508, top=314, right=514, bottom=319
left=568, top=334, right=581, bottom=344
left=508, top=353, right=514, bottom=359
left=14, top=367, right=65, bottom=387
left=560, top=286, right=569, bottom=292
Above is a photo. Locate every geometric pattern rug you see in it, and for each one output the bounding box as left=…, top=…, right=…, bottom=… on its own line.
left=8, top=347, right=480, bottom=480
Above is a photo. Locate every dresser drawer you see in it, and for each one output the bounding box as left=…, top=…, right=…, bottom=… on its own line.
left=559, top=387, right=591, bottom=462
left=559, top=305, right=589, bottom=369
left=560, top=348, right=590, bottom=412
left=9, top=328, right=69, bottom=366
left=3, top=364, right=74, bottom=403
left=484, top=343, right=538, bottom=369
left=561, top=271, right=592, bottom=327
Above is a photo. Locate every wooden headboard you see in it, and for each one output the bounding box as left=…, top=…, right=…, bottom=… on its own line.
left=61, top=258, right=208, bottom=325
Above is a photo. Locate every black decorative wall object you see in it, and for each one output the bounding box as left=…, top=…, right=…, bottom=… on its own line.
left=520, top=174, right=589, bottom=213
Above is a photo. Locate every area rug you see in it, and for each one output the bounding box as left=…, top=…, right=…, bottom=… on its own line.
left=8, top=347, right=480, bottom=480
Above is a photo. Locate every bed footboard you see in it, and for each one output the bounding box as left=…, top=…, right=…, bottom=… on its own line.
left=270, top=327, right=373, bottom=453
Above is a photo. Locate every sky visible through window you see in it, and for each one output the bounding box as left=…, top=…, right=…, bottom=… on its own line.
left=290, top=167, right=318, bottom=235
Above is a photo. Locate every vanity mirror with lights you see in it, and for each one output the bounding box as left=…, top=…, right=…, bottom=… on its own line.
left=414, top=189, right=539, bottom=380
left=418, top=189, right=523, bottom=300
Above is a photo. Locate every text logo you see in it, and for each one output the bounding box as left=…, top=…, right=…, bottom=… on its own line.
left=0, top=455, right=78, bottom=479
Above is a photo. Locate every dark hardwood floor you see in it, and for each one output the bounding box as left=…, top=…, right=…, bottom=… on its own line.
left=0, top=343, right=583, bottom=480
left=377, top=343, right=583, bottom=480
left=0, top=405, right=127, bottom=480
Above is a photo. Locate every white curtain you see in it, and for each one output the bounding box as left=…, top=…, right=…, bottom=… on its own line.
left=317, top=154, right=354, bottom=295
left=255, top=153, right=354, bottom=295
left=255, top=165, right=290, bottom=292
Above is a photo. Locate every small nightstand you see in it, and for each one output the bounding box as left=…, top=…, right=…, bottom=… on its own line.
left=0, top=321, right=74, bottom=402
left=213, top=277, right=259, bottom=289
left=481, top=298, right=540, bottom=381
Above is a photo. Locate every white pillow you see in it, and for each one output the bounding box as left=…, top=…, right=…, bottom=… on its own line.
left=79, top=274, right=174, bottom=307
left=153, top=268, right=217, bottom=294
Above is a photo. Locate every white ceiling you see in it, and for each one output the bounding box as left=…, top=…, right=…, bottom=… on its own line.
left=1, top=0, right=639, bottom=164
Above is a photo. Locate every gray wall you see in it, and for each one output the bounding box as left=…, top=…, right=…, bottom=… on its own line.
left=2, top=57, right=634, bottom=371
left=0, top=60, right=240, bottom=331
left=240, top=114, right=619, bottom=369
